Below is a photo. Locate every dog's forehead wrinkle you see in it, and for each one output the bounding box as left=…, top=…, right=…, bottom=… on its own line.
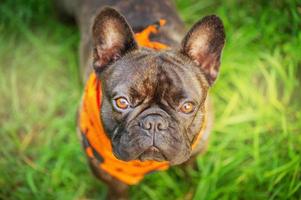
left=153, top=63, right=185, bottom=106
left=158, top=58, right=202, bottom=101
left=113, top=54, right=158, bottom=102
left=115, top=52, right=202, bottom=106
left=106, top=50, right=206, bottom=105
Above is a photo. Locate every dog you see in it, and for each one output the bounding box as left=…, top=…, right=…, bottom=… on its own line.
left=56, top=0, right=225, bottom=199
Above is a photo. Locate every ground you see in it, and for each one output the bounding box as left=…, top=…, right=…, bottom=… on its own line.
left=0, top=0, right=300, bottom=199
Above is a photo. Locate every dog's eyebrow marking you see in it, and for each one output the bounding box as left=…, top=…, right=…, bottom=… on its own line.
left=158, top=52, right=210, bottom=96
left=156, top=53, right=209, bottom=104
left=155, top=65, right=188, bottom=107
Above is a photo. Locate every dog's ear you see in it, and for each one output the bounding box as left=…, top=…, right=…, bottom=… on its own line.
left=92, top=7, right=138, bottom=72
left=181, top=15, right=225, bottom=85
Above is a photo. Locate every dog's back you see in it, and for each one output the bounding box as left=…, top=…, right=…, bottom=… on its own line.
left=55, top=0, right=186, bottom=81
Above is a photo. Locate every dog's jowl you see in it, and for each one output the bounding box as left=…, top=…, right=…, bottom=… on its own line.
left=56, top=0, right=225, bottom=199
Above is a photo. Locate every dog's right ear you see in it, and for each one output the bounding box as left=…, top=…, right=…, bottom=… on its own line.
left=92, top=7, right=138, bottom=72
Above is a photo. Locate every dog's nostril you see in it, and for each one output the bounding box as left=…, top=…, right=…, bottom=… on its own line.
left=157, top=121, right=168, bottom=130
left=144, top=121, right=152, bottom=130
left=141, top=115, right=168, bottom=131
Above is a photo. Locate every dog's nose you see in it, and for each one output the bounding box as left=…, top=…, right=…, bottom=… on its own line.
left=141, top=115, right=168, bottom=131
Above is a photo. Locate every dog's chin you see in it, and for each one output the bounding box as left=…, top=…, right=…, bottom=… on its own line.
left=113, top=144, right=191, bottom=165
left=138, top=146, right=167, bottom=162
left=112, top=145, right=167, bottom=162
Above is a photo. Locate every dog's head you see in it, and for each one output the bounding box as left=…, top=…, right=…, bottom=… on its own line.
left=91, top=8, right=225, bottom=165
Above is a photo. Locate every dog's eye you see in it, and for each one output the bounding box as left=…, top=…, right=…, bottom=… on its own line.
left=180, top=102, right=195, bottom=114
left=114, top=97, right=129, bottom=110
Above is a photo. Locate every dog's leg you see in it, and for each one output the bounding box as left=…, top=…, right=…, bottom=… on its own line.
left=88, top=159, right=129, bottom=200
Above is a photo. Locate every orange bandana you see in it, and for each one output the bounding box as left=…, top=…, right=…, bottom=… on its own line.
left=79, top=20, right=207, bottom=185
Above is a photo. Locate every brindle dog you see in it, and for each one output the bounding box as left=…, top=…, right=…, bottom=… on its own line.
left=56, top=0, right=225, bottom=199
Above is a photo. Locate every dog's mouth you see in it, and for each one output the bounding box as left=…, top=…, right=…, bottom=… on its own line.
left=138, top=146, right=167, bottom=162
left=111, top=124, right=190, bottom=164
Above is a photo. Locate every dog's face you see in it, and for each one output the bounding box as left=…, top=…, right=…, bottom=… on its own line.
left=92, top=8, right=225, bottom=165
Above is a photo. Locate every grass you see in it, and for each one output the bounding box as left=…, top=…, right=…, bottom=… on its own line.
left=0, top=0, right=300, bottom=199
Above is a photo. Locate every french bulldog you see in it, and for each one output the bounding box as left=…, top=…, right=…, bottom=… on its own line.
left=55, top=0, right=225, bottom=199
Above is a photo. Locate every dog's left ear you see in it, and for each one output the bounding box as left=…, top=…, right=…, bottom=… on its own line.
left=181, top=15, right=225, bottom=85
left=92, top=7, right=138, bottom=72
